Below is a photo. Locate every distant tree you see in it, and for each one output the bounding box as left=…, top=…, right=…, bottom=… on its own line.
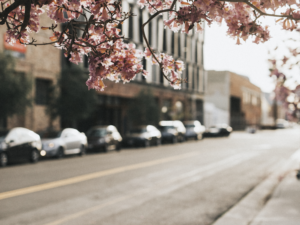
left=127, top=89, right=160, bottom=127
left=0, top=53, right=31, bottom=128
left=48, top=66, right=98, bottom=128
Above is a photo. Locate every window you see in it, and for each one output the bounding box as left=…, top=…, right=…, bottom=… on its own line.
left=84, top=55, right=88, bottom=68
left=35, top=79, right=51, bottom=105
left=185, top=66, right=189, bottom=89
left=252, top=96, right=258, bottom=106
left=148, top=21, right=152, bottom=45
left=139, top=9, right=143, bottom=43
left=158, top=18, right=164, bottom=51
left=163, top=29, right=167, bottom=52
left=243, top=92, right=250, bottom=104
left=128, top=14, right=133, bottom=39
left=160, top=69, right=164, bottom=85
left=171, top=33, right=174, bottom=55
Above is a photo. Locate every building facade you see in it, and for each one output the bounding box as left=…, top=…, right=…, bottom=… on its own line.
left=205, top=71, right=262, bottom=130
left=0, top=14, right=61, bottom=132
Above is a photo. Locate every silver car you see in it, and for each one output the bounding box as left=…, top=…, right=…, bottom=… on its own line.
left=40, top=128, right=87, bottom=158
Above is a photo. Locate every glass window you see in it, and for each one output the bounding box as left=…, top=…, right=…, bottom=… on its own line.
left=38, top=131, right=61, bottom=139
left=35, top=79, right=51, bottom=105
left=130, top=128, right=147, bottom=133
left=185, top=124, right=195, bottom=128
left=86, top=129, right=107, bottom=137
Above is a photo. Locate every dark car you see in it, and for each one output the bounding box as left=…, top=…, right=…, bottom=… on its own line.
left=123, top=125, right=162, bottom=148
left=205, top=124, right=232, bottom=137
left=159, top=121, right=186, bottom=143
left=158, top=124, right=179, bottom=144
left=86, top=125, right=122, bottom=152
left=0, top=127, right=42, bottom=167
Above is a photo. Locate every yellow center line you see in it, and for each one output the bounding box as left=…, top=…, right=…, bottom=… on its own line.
left=0, top=151, right=199, bottom=200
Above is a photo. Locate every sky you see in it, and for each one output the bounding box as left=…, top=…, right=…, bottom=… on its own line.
left=203, top=17, right=300, bottom=93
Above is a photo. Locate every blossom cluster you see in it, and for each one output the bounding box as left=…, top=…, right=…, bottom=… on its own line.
left=160, top=0, right=272, bottom=44
left=1, top=0, right=300, bottom=91
left=269, top=44, right=300, bottom=119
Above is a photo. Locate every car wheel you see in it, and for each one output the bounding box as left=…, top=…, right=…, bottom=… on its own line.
left=156, top=138, right=161, bottom=146
left=30, top=149, right=39, bottom=163
left=79, top=145, right=86, bottom=156
left=103, top=145, right=108, bottom=153
left=56, top=147, right=64, bottom=159
left=172, top=136, right=178, bottom=144
left=116, top=142, right=121, bottom=151
left=144, top=140, right=150, bottom=148
left=196, top=133, right=203, bottom=140
left=178, top=134, right=183, bottom=142
left=0, top=152, right=8, bottom=167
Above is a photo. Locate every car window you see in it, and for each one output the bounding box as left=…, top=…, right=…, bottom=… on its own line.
left=86, top=129, right=107, bottom=137
left=38, top=131, right=61, bottom=139
left=185, top=124, right=195, bottom=128
left=130, top=128, right=147, bottom=134
left=158, top=126, right=175, bottom=131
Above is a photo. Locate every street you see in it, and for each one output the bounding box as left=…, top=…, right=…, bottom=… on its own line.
left=0, top=129, right=299, bottom=225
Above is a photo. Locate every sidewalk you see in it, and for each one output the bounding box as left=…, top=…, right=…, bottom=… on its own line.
left=250, top=170, right=300, bottom=225
left=213, top=149, right=300, bottom=225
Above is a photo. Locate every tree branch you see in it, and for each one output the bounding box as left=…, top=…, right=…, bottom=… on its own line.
left=20, top=0, right=31, bottom=32
left=221, top=0, right=300, bottom=20
left=0, top=0, right=22, bottom=25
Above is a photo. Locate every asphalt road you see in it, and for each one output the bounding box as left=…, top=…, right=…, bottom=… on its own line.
left=0, top=128, right=299, bottom=225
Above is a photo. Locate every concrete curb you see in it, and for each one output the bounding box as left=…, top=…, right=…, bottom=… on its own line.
left=212, top=149, right=300, bottom=225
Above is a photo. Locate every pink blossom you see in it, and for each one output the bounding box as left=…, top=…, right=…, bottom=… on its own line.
left=144, top=48, right=152, bottom=59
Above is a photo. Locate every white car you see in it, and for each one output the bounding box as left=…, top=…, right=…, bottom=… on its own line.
left=184, top=120, right=206, bottom=140
left=39, top=128, right=87, bottom=158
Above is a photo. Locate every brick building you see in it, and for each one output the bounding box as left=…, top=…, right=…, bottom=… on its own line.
left=0, top=14, right=61, bottom=131
left=205, top=71, right=262, bottom=130
left=230, top=72, right=261, bottom=129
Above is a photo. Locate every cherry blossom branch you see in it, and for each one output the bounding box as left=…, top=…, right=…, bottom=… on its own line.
left=0, top=0, right=21, bottom=25
left=142, top=8, right=176, bottom=82
left=221, top=0, right=300, bottom=20
left=20, top=0, right=30, bottom=32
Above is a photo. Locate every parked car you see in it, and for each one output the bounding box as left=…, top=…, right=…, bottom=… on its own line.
left=159, top=120, right=186, bottom=143
left=0, top=127, right=42, bottom=167
left=123, top=125, right=162, bottom=147
left=39, top=128, right=87, bottom=158
left=158, top=124, right=178, bottom=144
left=86, top=125, right=122, bottom=152
left=184, top=120, right=206, bottom=140
left=205, top=124, right=232, bottom=137
left=276, top=119, right=290, bottom=129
